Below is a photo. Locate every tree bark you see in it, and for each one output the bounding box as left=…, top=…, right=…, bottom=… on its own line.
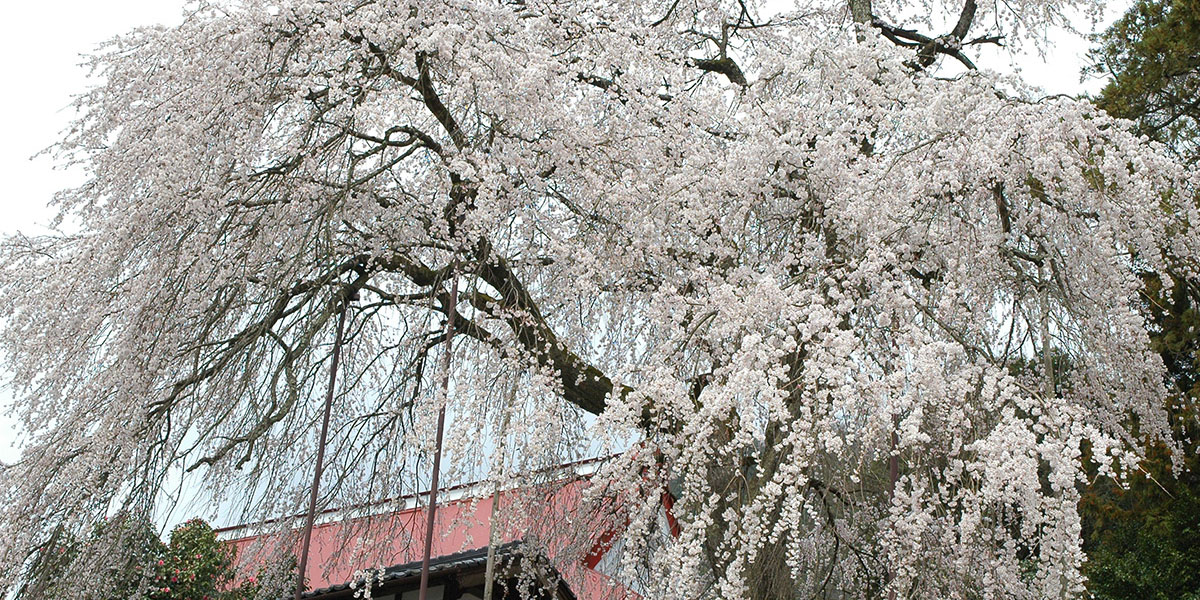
left=849, top=0, right=873, bottom=25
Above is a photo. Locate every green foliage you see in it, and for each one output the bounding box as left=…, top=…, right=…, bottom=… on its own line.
left=1089, top=0, right=1200, bottom=165
left=16, top=516, right=285, bottom=600
left=1082, top=465, right=1200, bottom=600
left=1084, top=4, right=1200, bottom=597
left=17, top=514, right=166, bottom=600
left=149, top=519, right=235, bottom=600
left=1079, top=274, right=1200, bottom=599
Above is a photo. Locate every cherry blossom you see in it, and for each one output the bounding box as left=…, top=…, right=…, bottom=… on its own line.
left=1, top=1, right=1195, bottom=598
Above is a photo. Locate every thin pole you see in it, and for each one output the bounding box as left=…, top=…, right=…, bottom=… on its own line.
left=887, top=426, right=898, bottom=600
left=483, top=382, right=516, bottom=600
left=419, top=273, right=459, bottom=600
left=482, top=484, right=503, bottom=600
left=295, top=294, right=352, bottom=600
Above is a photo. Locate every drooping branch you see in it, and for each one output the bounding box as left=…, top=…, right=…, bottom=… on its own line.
left=174, top=264, right=372, bottom=471
left=148, top=256, right=369, bottom=422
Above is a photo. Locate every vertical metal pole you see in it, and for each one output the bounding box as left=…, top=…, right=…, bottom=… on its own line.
left=482, top=483, right=502, bottom=600
left=419, top=274, right=459, bottom=600
left=295, top=295, right=352, bottom=600
left=887, top=427, right=898, bottom=600
left=483, top=382, right=516, bottom=600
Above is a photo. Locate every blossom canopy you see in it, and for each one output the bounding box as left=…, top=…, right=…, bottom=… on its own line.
left=1, top=0, right=1197, bottom=599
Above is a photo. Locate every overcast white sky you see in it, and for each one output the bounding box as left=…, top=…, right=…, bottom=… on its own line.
left=0, top=2, right=1125, bottom=464
left=0, top=1, right=191, bottom=462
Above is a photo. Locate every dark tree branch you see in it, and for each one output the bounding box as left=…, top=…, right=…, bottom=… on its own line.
left=949, top=0, right=977, bottom=42
left=414, top=52, right=469, bottom=150
left=871, top=18, right=980, bottom=70
left=149, top=256, right=368, bottom=420
left=373, top=243, right=639, bottom=423
left=692, top=57, right=748, bottom=87
left=866, top=0, right=997, bottom=71
left=470, top=241, right=631, bottom=416
left=993, top=183, right=1012, bottom=234
left=849, top=0, right=873, bottom=25
left=650, top=0, right=681, bottom=27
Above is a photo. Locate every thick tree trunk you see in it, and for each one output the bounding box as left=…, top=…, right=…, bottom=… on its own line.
left=849, top=0, right=873, bottom=24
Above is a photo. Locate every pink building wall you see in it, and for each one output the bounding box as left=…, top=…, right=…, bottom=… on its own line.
left=219, top=477, right=639, bottom=599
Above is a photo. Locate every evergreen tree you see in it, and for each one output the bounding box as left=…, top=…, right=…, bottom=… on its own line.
left=1090, top=0, right=1200, bottom=164
left=1083, top=2, right=1200, bottom=597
